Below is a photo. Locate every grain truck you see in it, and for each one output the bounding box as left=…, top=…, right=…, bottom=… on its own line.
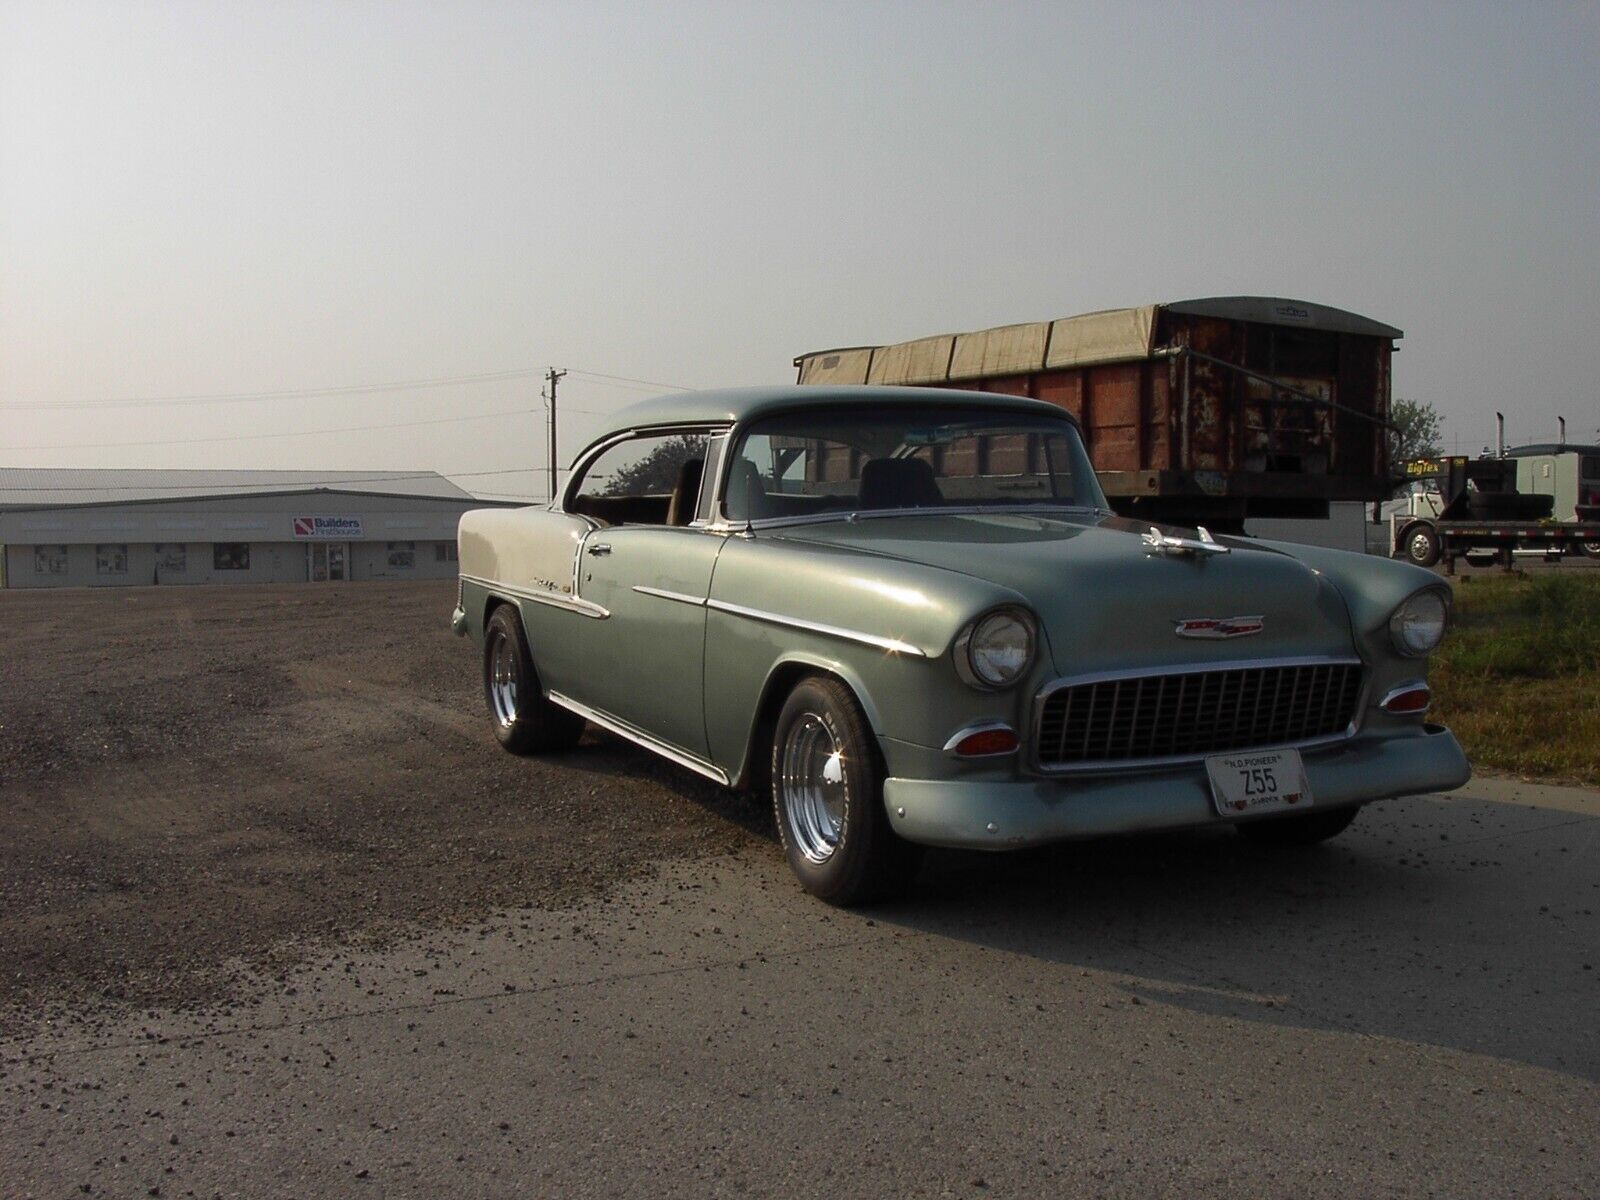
left=795, top=296, right=1397, bottom=532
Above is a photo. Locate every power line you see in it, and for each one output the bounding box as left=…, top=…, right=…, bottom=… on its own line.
left=3, top=367, right=547, bottom=411
left=565, top=369, right=691, bottom=393
left=5, top=366, right=691, bottom=412
left=8, top=407, right=540, bottom=452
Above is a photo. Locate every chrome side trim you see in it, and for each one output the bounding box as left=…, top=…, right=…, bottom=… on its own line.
left=632, top=585, right=708, bottom=607
left=546, top=691, right=730, bottom=785
left=942, top=721, right=1019, bottom=758
left=460, top=573, right=610, bottom=620
left=705, top=598, right=928, bottom=657
left=1030, top=655, right=1367, bottom=776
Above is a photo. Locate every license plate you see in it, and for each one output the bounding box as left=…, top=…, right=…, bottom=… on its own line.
left=1205, top=748, right=1313, bottom=818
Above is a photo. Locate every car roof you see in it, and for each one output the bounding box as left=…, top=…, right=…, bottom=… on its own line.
left=604, top=385, right=1074, bottom=431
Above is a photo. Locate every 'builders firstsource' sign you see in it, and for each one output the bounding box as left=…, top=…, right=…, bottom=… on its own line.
left=292, top=516, right=364, bottom=540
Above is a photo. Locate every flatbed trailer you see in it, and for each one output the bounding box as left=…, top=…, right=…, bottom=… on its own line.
left=1389, top=455, right=1600, bottom=570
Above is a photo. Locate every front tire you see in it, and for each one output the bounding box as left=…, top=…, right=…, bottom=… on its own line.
left=1235, top=804, right=1360, bottom=847
left=771, top=676, right=922, bottom=906
left=1403, top=523, right=1441, bottom=567
left=483, top=605, right=585, bottom=755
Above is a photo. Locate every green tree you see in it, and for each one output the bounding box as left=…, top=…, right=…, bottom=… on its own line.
left=601, top=433, right=707, bottom=497
left=1388, top=398, right=1443, bottom=466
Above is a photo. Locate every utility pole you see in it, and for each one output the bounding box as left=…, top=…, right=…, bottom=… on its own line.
left=543, top=367, right=566, bottom=502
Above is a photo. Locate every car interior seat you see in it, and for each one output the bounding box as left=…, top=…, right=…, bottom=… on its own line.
left=665, top=457, right=705, bottom=526
left=725, top=458, right=774, bottom=522
left=858, top=457, right=944, bottom=510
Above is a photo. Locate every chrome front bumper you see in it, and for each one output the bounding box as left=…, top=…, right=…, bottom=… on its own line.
left=882, top=724, right=1471, bottom=850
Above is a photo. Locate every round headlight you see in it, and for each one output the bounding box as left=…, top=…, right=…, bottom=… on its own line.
left=1389, top=589, right=1449, bottom=657
left=956, top=608, right=1037, bottom=689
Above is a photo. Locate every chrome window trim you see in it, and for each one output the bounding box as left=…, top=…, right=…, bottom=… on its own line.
left=1030, top=655, right=1368, bottom=775
left=632, top=585, right=707, bottom=607
left=560, top=423, right=732, bottom=514
left=706, top=503, right=1107, bottom=536
left=460, top=573, right=610, bottom=620
left=942, top=721, right=1020, bottom=758
left=546, top=691, right=729, bottom=785
left=705, top=598, right=928, bottom=658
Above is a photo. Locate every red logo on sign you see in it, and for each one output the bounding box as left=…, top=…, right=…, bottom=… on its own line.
left=293, top=517, right=315, bottom=537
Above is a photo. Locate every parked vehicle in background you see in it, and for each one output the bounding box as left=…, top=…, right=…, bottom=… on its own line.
left=794, top=297, right=1400, bottom=532
left=454, top=386, right=1469, bottom=905
left=1389, top=455, right=1600, bottom=568
left=1508, top=442, right=1600, bottom=557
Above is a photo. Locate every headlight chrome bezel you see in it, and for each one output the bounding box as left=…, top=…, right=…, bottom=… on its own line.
left=954, top=606, right=1038, bottom=690
left=1389, top=587, right=1450, bottom=658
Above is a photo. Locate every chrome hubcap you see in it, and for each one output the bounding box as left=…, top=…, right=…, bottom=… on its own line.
left=780, top=714, right=847, bottom=864
left=1409, top=533, right=1432, bottom=560
left=488, top=632, right=519, bottom=728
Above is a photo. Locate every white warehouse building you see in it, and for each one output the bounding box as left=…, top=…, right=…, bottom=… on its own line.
left=0, top=469, right=507, bottom=588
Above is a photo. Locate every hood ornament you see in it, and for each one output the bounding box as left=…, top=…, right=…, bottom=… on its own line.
left=1175, top=615, right=1264, bottom=639
left=1143, top=525, right=1230, bottom=558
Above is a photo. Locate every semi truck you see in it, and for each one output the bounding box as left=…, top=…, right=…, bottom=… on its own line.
left=1387, top=453, right=1600, bottom=569
left=794, top=296, right=1398, bottom=531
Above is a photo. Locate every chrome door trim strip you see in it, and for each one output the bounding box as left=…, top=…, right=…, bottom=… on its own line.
left=1030, top=655, right=1368, bottom=775
left=546, top=691, right=729, bottom=785
left=460, top=573, right=610, bottom=620
left=632, top=585, right=708, bottom=607
left=705, top=598, right=928, bottom=658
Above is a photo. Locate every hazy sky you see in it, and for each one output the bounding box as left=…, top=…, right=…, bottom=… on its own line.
left=3, top=1, right=1597, bottom=498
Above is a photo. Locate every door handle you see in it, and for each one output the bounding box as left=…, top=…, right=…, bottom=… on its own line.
left=587, top=542, right=612, bottom=556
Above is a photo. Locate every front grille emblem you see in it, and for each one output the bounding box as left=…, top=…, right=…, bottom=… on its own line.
left=1174, top=616, right=1264, bottom=639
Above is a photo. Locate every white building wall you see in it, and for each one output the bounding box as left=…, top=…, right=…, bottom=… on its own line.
left=0, top=492, right=493, bottom=588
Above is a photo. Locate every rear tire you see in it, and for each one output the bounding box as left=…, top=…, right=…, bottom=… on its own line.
left=771, top=676, right=922, bottom=906
left=483, top=604, right=585, bottom=755
left=1235, top=804, right=1360, bottom=847
left=1584, top=542, right=1600, bottom=559
left=1403, top=523, right=1441, bottom=567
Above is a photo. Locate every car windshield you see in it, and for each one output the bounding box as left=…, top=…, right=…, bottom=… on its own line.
left=723, top=406, right=1106, bottom=523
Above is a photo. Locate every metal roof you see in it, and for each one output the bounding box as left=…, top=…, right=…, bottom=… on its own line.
left=0, top=468, right=476, bottom=510
left=1506, top=443, right=1600, bottom=457
left=602, top=385, right=1069, bottom=432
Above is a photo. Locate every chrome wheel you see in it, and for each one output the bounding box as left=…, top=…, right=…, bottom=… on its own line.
left=1408, top=532, right=1432, bottom=561
left=488, top=629, right=519, bottom=728
left=779, top=713, right=848, bottom=864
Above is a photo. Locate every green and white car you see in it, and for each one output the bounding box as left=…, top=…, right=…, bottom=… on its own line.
left=454, top=387, right=1469, bottom=905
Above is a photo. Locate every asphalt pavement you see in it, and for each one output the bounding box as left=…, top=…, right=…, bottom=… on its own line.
left=4, top=773, right=1596, bottom=1199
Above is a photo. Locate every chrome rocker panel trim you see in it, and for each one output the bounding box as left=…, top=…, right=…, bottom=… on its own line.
left=546, top=691, right=730, bottom=785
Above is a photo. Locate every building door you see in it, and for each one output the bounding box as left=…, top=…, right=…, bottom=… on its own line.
left=307, top=542, right=349, bottom=582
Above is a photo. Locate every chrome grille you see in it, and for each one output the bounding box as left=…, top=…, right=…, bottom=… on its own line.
left=1035, top=660, right=1364, bottom=769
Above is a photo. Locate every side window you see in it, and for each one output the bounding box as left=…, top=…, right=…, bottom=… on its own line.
left=568, top=431, right=710, bottom=527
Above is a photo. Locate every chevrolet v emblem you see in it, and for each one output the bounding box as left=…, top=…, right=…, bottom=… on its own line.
left=1175, top=616, right=1264, bottom=639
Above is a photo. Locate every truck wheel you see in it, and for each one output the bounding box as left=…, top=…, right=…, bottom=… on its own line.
left=1236, top=805, right=1360, bottom=847
left=483, top=604, right=585, bottom=755
left=771, top=676, right=922, bottom=906
left=1403, top=524, right=1441, bottom=567
left=1584, top=542, right=1600, bottom=560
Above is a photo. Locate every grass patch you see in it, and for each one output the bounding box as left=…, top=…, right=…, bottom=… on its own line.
left=1431, top=572, right=1600, bottom=785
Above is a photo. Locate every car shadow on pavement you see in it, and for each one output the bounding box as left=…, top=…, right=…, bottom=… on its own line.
left=872, top=796, right=1599, bottom=1085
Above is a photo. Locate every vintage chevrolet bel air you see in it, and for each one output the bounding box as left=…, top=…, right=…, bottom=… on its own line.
left=453, top=387, right=1470, bottom=905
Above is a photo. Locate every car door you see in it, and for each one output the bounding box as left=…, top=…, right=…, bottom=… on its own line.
left=566, top=429, right=725, bottom=759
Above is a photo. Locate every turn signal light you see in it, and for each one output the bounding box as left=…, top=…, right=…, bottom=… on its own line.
left=951, top=727, right=1020, bottom=757
left=1382, top=685, right=1432, bottom=715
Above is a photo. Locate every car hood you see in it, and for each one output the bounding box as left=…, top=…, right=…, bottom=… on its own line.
left=771, top=513, right=1358, bottom=674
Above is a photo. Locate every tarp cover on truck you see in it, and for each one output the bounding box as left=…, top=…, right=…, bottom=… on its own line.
left=796, top=297, right=1402, bottom=386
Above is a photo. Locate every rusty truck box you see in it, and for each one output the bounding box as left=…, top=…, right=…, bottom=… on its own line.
left=794, top=296, right=1399, bottom=526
